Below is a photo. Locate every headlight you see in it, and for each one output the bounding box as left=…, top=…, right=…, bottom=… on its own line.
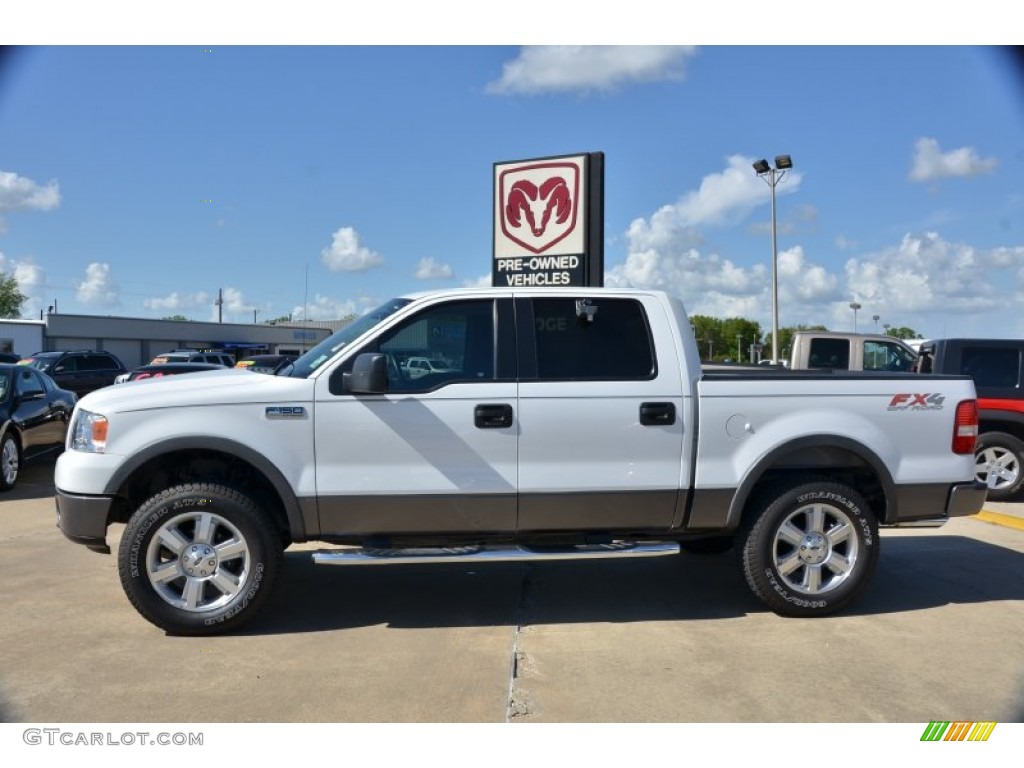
left=69, top=410, right=109, bottom=453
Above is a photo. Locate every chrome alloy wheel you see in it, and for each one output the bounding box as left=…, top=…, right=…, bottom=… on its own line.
left=145, top=511, right=252, bottom=612
left=771, top=501, right=859, bottom=596
left=976, top=445, right=1020, bottom=493
left=1, top=437, right=18, bottom=487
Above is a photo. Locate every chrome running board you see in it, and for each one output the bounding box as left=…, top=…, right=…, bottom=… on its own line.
left=312, top=541, right=680, bottom=566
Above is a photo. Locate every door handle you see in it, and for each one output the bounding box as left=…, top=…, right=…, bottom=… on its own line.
left=475, top=404, right=513, bottom=429
left=640, top=402, right=675, bottom=426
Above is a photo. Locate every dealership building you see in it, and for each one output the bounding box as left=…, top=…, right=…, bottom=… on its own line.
left=0, top=314, right=337, bottom=369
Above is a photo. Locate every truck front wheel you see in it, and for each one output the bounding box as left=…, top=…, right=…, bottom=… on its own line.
left=740, top=481, right=878, bottom=617
left=118, top=483, right=282, bottom=635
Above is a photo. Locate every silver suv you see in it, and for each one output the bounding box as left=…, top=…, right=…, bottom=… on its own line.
left=150, top=349, right=235, bottom=367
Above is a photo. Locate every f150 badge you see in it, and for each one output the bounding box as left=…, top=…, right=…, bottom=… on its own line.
left=887, top=393, right=945, bottom=411
left=265, top=406, right=307, bottom=419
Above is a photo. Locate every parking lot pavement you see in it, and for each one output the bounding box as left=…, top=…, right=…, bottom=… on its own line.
left=2, top=458, right=1023, bottom=723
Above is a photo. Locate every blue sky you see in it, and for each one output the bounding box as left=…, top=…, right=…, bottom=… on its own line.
left=1, top=36, right=1022, bottom=338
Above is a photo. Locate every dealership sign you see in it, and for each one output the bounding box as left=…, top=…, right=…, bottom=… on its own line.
left=493, top=152, right=604, bottom=287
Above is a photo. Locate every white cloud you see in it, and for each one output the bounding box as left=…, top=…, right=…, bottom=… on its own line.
left=0, top=170, right=61, bottom=212
left=631, top=157, right=802, bottom=251
left=778, top=246, right=839, bottom=302
left=462, top=274, right=491, bottom=288
left=320, top=227, right=384, bottom=271
left=844, top=232, right=1022, bottom=320
left=909, top=137, right=997, bottom=182
left=414, top=257, right=453, bottom=280
left=834, top=234, right=859, bottom=251
left=487, top=46, right=697, bottom=95
left=607, top=156, right=814, bottom=321
left=143, top=291, right=211, bottom=313
left=290, top=294, right=381, bottom=322
left=75, top=262, right=119, bottom=308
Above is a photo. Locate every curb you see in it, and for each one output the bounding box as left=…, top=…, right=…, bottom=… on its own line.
left=973, top=510, right=1024, bottom=532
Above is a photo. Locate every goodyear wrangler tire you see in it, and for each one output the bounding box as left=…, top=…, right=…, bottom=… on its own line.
left=118, top=483, right=282, bottom=635
left=740, top=481, right=878, bottom=617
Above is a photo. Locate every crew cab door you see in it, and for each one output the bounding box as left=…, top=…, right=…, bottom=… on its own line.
left=514, top=295, right=686, bottom=532
left=313, top=298, right=518, bottom=535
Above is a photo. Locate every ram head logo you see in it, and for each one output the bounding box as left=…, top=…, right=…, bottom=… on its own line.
left=498, top=162, right=580, bottom=254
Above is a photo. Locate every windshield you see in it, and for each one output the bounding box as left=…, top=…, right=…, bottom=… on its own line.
left=20, top=356, right=55, bottom=372
left=283, top=298, right=412, bottom=378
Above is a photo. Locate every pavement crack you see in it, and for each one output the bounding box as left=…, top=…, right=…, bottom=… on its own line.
left=505, top=565, right=535, bottom=721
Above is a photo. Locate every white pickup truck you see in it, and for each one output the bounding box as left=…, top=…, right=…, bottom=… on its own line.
left=55, top=287, right=987, bottom=635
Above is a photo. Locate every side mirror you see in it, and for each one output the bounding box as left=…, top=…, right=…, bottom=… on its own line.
left=342, top=353, right=388, bottom=394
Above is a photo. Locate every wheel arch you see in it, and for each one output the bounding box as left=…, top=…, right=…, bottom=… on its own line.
left=728, top=434, right=898, bottom=527
left=978, top=409, right=1024, bottom=442
left=0, top=418, right=23, bottom=445
left=104, top=436, right=308, bottom=542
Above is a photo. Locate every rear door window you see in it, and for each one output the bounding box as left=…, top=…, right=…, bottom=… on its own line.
left=526, top=298, right=655, bottom=381
left=960, top=346, right=1022, bottom=392
left=808, top=338, right=850, bottom=369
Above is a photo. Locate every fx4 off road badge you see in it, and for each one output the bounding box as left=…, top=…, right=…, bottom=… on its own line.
left=888, top=393, right=945, bottom=411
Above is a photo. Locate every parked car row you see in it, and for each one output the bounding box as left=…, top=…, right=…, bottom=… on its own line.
left=18, top=350, right=128, bottom=398
left=0, top=363, right=77, bottom=491
left=0, top=347, right=294, bottom=492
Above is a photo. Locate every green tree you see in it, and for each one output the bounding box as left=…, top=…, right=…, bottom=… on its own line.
left=690, top=315, right=764, bottom=362
left=721, top=317, right=764, bottom=362
left=162, top=314, right=191, bottom=321
left=884, top=325, right=921, bottom=340
left=0, top=272, right=27, bottom=319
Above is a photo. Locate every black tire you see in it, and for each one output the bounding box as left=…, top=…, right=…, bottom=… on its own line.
left=739, top=480, right=879, bottom=617
left=679, top=536, right=734, bottom=555
left=975, top=431, right=1024, bottom=502
left=0, top=431, right=20, bottom=491
left=117, top=483, right=283, bottom=635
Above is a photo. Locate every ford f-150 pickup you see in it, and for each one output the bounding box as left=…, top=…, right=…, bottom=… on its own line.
left=54, top=287, right=987, bottom=634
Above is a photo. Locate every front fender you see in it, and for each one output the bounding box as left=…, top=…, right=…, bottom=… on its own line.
left=103, top=436, right=310, bottom=540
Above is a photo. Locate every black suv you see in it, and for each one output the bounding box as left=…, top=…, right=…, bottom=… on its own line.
left=917, top=338, right=1024, bottom=500
left=19, top=350, right=128, bottom=397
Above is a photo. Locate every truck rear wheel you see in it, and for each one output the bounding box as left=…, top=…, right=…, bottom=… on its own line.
left=118, top=483, right=282, bottom=635
left=740, top=481, right=878, bottom=617
left=975, top=431, right=1024, bottom=501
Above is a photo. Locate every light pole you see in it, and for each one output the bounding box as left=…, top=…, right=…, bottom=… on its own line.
left=736, top=334, right=742, bottom=362
left=872, top=314, right=880, bottom=330
left=753, top=154, right=793, bottom=364
left=850, top=301, right=862, bottom=332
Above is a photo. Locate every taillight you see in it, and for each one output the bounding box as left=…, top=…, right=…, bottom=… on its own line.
left=952, top=400, right=979, bottom=454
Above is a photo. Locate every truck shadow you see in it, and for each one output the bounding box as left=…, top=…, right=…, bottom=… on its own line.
left=242, top=533, right=1024, bottom=635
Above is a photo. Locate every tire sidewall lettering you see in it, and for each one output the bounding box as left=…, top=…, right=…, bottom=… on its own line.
left=118, top=483, right=281, bottom=635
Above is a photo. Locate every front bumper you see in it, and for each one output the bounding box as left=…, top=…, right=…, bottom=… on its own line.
left=55, top=489, right=116, bottom=554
